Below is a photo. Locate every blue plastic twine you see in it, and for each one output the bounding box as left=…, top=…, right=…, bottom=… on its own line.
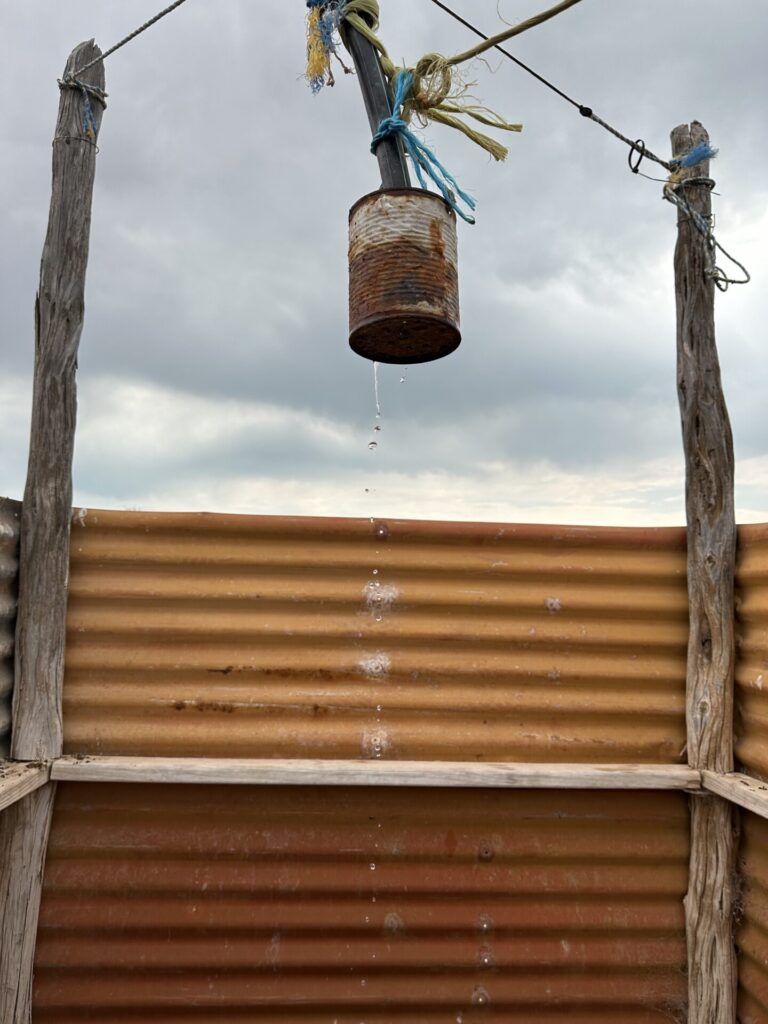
left=674, top=141, right=719, bottom=169
left=371, top=70, right=477, bottom=224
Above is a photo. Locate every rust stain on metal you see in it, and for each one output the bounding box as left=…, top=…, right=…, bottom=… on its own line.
left=736, top=811, right=768, bottom=1023
left=0, top=497, right=21, bottom=756
left=348, top=188, right=460, bottom=364
left=34, top=783, right=689, bottom=1021
left=735, top=524, right=768, bottom=781
left=61, top=509, right=691, bottom=763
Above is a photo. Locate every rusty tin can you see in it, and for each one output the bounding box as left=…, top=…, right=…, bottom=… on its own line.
left=348, top=188, right=461, bottom=364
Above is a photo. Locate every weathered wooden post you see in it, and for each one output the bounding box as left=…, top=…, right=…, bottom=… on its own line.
left=1, top=40, right=105, bottom=1024
left=672, top=120, right=739, bottom=1023
left=12, top=39, right=105, bottom=761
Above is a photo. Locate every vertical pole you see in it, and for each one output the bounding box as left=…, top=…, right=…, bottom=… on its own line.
left=11, top=40, right=105, bottom=761
left=1, top=40, right=105, bottom=1024
left=672, top=120, right=738, bottom=1023
left=344, top=23, right=410, bottom=188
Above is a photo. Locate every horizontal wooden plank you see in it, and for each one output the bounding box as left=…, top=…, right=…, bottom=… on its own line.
left=702, top=770, right=768, bottom=820
left=0, top=761, right=51, bottom=812
left=52, top=756, right=702, bottom=790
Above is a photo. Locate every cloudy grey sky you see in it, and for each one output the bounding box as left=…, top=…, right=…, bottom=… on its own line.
left=1, top=0, right=766, bottom=525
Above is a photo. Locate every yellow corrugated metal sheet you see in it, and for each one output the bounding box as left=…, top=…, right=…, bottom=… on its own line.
left=737, top=811, right=768, bottom=1024
left=63, top=510, right=689, bottom=762
left=736, top=524, right=768, bottom=780
left=0, top=497, right=21, bottom=756
left=34, top=783, right=689, bottom=1023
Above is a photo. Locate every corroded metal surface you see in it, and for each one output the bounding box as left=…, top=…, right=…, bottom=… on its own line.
left=737, top=811, right=768, bottom=1023
left=0, top=497, right=21, bottom=756
left=34, top=783, right=689, bottom=1022
left=349, top=188, right=460, bottom=363
left=62, top=509, right=690, bottom=762
left=736, top=524, right=768, bottom=780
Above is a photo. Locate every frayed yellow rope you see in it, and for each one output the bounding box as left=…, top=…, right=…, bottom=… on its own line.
left=445, top=0, right=584, bottom=66
left=337, top=0, right=579, bottom=160
left=306, top=7, right=332, bottom=91
left=406, top=53, right=521, bottom=162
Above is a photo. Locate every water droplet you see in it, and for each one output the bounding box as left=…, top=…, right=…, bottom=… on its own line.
left=372, top=569, right=379, bottom=575
left=478, top=913, right=494, bottom=933
left=384, top=911, right=404, bottom=933
left=479, top=948, right=494, bottom=968
left=373, top=361, right=381, bottom=418
left=370, top=863, right=376, bottom=871
left=373, top=424, right=381, bottom=432
left=472, top=985, right=490, bottom=1007
left=375, top=615, right=382, bottom=623
left=368, top=442, right=377, bottom=451
left=376, top=704, right=382, bottom=712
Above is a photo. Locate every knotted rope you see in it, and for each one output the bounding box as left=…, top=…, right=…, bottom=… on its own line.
left=661, top=142, right=750, bottom=291
left=305, top=0, right=583, bottom=221
left=306, top=0, right=352, bottom=92
left=371, top=69, right=477, bottom=222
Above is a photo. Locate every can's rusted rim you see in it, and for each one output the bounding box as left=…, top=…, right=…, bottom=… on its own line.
left=349, top=312, right=461, bottom=365
left=349, top=187, right=456, bottom=221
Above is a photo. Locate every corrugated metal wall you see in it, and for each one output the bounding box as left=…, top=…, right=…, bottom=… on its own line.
left=737, top=811, right=768, bottom=1024
left=0, top=497, right=21, bottom=756
left=63, top=510, right=689, bottom=762
left=736, top=527, right=768, bottom=1022
left=736, top=524, right=768, bottom=781
left=34, top=782, right=689, bottom=1023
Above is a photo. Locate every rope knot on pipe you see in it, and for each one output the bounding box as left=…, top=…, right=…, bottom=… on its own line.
left=371, top=70, right=476, bottom=223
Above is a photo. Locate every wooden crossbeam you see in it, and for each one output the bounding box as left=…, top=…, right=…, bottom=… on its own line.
left=0, top=763, right=50, bottom=813
left=51, top=756, right=702, bottom=790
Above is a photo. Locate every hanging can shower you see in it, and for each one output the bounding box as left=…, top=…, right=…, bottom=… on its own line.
left=348, top=188, right=461, bottom=364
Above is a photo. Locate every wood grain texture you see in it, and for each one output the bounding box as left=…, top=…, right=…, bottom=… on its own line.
left=12, top=41, right=105, bottom=761
left=672, top=121, right=738, bottom=1024
left=685, top=794, right=738, bottom=1023
left=673, top=121, right=736, bottom=775
left=51, top=755, right=702, bottom=789
left=0, top=782, right=57, bottom=1024
left=702, top=770, right=768, bottom=821
left=0, top=762, right=50, bottom=813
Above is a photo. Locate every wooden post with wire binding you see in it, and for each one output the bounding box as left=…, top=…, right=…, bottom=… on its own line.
left=671, top=120, right=739, bottom=1024
left=0, top=40, right=105, bottom=1024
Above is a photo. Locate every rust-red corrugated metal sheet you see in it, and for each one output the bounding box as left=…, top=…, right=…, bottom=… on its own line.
left=737, top=811, right=768, bottom=1024
left=736, top=524, right=768, bottom=780
left=0, top=496, right=21, bottom=756
left=63, top=510, right=689, bottom=762
left=34, top=783, right=689, bottom=1023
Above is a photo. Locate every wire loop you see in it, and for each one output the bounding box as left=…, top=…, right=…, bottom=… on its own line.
left=627, top=139, right=646, bottom=175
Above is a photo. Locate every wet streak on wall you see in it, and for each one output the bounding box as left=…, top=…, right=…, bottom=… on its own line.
left=736, top=524, right=768, bottom=780
left=62, top=509, right=689, bottom=762
left=737, top=812, right=768, bottom=1023
left=0, top=497, right=21, bottom=756
left=33, top=783, right=689, bottom=1023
